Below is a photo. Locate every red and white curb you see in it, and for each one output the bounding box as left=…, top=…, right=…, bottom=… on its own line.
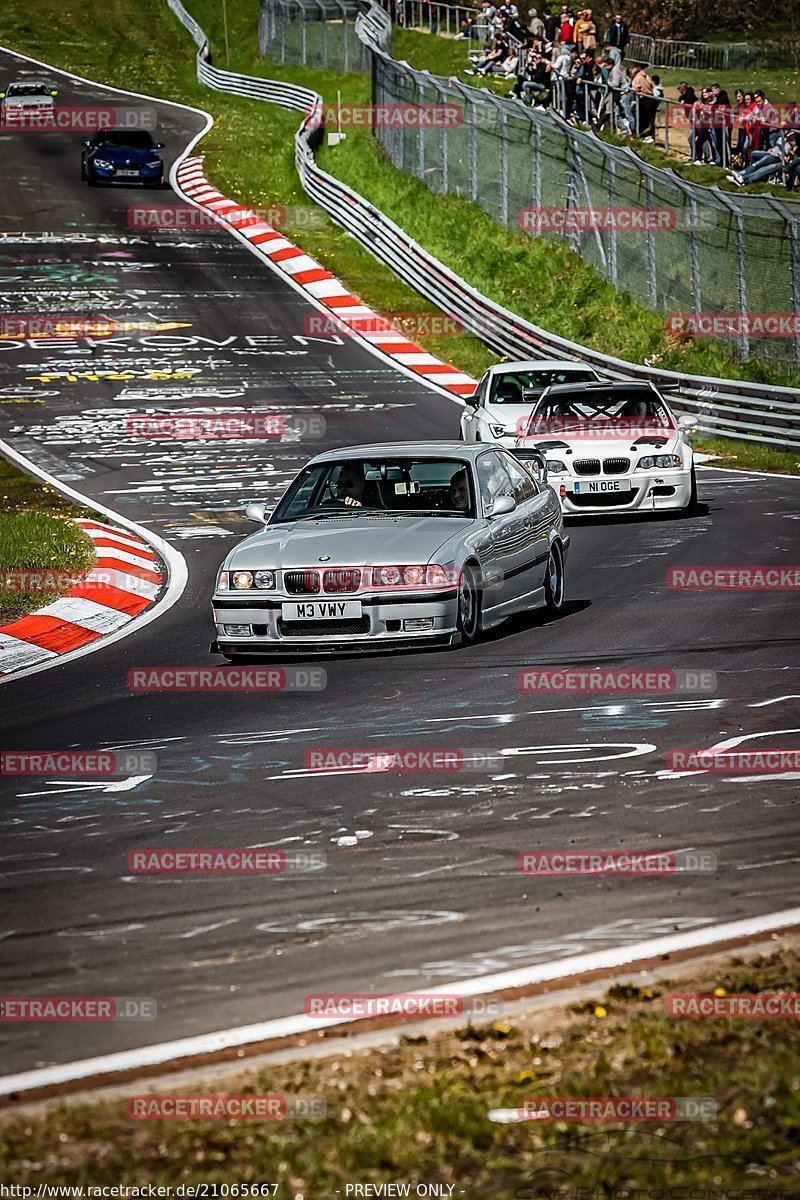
left=0, top=519, right=164, bottom=677
left=175, top=156, right=477, bottom=398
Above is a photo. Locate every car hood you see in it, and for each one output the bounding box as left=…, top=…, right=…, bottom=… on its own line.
left=484, top=402, right=539, bottom=431
left=521, top=430, right=681, bottom=458
left=3, top=96, right=54, bottom=109
left=228, top=515, right=475, bottom=569
left=88, top=145, right=160, bottom=164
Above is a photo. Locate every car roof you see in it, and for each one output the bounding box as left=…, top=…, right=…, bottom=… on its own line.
left=539, top=380, right=661, bottom=397
left=485, top=358, right=597, bottom=375
left=306, top=442, right=505, bottom=465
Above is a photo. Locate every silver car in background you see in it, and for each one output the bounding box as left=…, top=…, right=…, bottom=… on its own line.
left=211, top=442, right=568, bottom=657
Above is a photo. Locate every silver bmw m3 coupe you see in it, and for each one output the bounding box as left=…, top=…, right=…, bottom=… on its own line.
left=211, top=442, right=568, bottom=657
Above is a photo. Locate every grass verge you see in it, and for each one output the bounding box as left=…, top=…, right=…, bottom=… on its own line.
left=1, top=946, right=798, bottom=1192
left=693, top=434, right=800, bottom=475
left=0, top=458, right=94, bottom=623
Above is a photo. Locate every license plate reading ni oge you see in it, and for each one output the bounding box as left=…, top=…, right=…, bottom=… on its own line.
left=282, top=601, right=362, bottom=620
left=574, top=479, right=631, bottom=494
left=117, top=169, right=140, bottom=177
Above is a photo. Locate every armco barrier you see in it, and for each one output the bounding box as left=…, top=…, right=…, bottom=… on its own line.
left=167, top=0, right=800, bottom=450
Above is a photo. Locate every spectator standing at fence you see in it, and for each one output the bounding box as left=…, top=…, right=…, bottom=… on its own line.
left=605, top=11, right=629, bottom=58
left=572, top=8, right=595, bottom=51
left=752, top=90, right=779, bottom=151
left=557, top=8, right=574, bottom=43
left=710, top=84, right=731, bottom=167
left=553, top=40, right=572, bottom=73
left=689, top=88, right=721, bottom=165
left=784, top=133, right=800, bottom=191
left=528, top=6, right=546, bottom=36
left=543, top=7, right=558, bottom=39
left=602, top=39, right=621, bottom=66
left=630, top=65, right=657, bottom=142
left=394, top=0, right=405, bottom=26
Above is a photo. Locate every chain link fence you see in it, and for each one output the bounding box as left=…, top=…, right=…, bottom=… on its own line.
left=257, top=0, right=800, bottom=371
left=258, top=0, right=373, bottom=70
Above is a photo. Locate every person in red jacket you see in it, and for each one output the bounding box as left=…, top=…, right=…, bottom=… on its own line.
left=557, top=6, right=574, bottom=42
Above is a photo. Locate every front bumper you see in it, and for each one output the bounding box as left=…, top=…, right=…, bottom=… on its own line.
left=88, top=165, right=163, bottom=186
left=553, top=469, right=692, bottom=515
left=211, top=589, right=460, bottom=654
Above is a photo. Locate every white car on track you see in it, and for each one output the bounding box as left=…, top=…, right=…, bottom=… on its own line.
left=0, top=79, right=58, bottom=124
left=460, top=358, right=601, bottom=446
left=515, top=380, right=699, bottom=516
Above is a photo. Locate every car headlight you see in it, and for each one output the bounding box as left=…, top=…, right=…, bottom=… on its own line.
left=637, top=454, right=682, bottom=470
left=546, top=459, right=568, bottom=474
left=254, top=570, right=276, bottom=589
left=232, top=570, right=254, bottom=590
left=489, top=424, right=507, bottom=438
left=92, top=158, right=113, bottom=170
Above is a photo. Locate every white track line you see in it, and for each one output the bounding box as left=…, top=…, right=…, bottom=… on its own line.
left=2, top=906, right=797, bottom=1097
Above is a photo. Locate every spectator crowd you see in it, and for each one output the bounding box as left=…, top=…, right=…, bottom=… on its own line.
left=441, top=2, right=800, bottom=189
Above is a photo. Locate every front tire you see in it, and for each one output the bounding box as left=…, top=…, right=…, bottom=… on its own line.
left=543, top=541, right=565, bottom=615
left=457, top=562, right=482, bottom=644
left=683, top=465, right=699, bottom=514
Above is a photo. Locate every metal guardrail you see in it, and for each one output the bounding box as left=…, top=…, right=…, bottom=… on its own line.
left=167, top=0, right=800, bottom=450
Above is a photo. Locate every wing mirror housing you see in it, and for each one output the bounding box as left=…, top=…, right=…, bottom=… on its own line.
left=464, top=390, right=480, bottom=408
left=245, top=501, right=270, bottom=523
left=50, top=89, right=58, bottom=97
left=489, top=494, right=516, bottom=518
left=82, top=138, right=92, bottom=147
left=678, top=414, right=698, bottom=430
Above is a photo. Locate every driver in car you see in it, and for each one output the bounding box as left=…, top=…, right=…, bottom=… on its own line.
left=332, top=463, right=381, bottom=508
left=448, top=469, right=470, bottom=512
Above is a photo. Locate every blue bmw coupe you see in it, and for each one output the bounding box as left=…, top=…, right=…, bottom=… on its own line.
left=81, top=130, right=165, bottom=188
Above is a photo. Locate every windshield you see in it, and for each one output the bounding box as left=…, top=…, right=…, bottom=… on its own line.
left=489, top=367, right=597, bottom=404
left=273, top=457, right=476, bottom=523
left=7, top=83, right=52, bottom=97
left=523, top=390, right=674, bottom=438
left=91, top=131, right=156, bottom=149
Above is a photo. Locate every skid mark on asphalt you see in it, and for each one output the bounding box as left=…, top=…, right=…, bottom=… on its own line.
left=382, top=916, right=716, bottom=979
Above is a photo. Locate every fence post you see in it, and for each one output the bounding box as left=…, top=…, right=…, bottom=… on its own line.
left=607, top=158, right=618, bottom=287
left=565, top=138, right=580, bottom=254
left=786, top=215, right=800, bottom=368
left=301, top=15, right=307, bottom=63
left=643, top=174, right=657, bottom=307
left=439, top=80, right=448, bottom=194
left=499, top=106, right=509, bottom=226
left=533, top=117, right=541, bottom=212
left=469, top=96, right=478, bottom=202
left=417, top=74, right=425, bottom=179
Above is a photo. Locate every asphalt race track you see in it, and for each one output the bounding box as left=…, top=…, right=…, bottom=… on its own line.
left=0, top=45, right=799, bottom=1076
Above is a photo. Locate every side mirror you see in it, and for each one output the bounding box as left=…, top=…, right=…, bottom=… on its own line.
left=154, top=141, right=165, bottom=149
left=464, top=390, right=480, bottom=408
left=82, top=138, right=91, bottom=147
left=245, top=501, right=269, bottom=523
left=678, top=414, right=698, bottom=430
left=0, top=93, right=6, bottom=100
left=50, top=89, right=58, bottom=97
left=519, top=449, right=548, bottom=485
left=488, top=494, right=516, bottom=518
